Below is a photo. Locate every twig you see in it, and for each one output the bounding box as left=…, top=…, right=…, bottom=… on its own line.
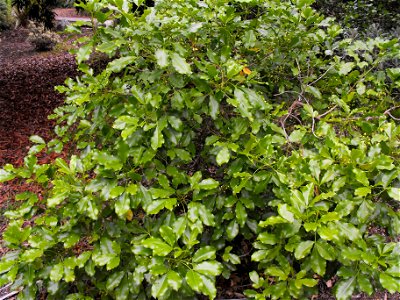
left=316, top=105, right=338, bottom=120
left=301, top=96, right=319, bottom=138
left=0, top=290, right=19, bottom=300
left=384, top=105, right=400, bottom=121
left=309, top=63, right=336, bottom=86
left=280, top=99, right=303, bottom=138
left=0, top=284, right=11, bottom=293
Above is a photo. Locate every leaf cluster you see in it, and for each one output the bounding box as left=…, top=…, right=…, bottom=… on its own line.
left=1, top=0, right=400, bottom=299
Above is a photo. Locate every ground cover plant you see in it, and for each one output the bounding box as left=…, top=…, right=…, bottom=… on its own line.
left=0, top=0, right=400, bottom=299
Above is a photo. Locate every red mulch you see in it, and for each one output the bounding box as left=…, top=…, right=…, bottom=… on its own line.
left=0, top=28, right=77, bottom=205
left=54, top=8, right=89, bottom=18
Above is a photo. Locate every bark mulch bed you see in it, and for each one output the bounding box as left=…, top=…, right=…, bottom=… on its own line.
left=0, top=27, right=77, bottom=198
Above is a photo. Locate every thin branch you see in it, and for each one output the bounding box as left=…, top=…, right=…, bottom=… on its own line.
left=280, top=99, right=303, bottom=139
left=386, top=111, right=400, bottom=121
left=0, top=284, right=11, bottom=293
left=0, top=290, right=20, bottom=300
left=309, top=63, right=336, bottom=86
left=316, top=105, right=338, bottom=120
left=384, top=105, right=400, bottom=121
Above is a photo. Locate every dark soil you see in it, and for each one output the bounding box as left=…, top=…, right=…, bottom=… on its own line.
left=0, top=14, right=399, bottom=300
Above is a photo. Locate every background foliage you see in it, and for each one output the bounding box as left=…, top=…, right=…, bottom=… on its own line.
left=0, top=0, right=12, bottom=29
left=314, top=0, right=400, bottom=36
left=11, top=0, right=57, bottom=28
left=1, top=0, right=400, bottom=299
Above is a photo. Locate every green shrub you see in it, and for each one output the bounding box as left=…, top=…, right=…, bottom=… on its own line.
left=12, top=0, right=57, bottom=28
left=1, top=0, right=400, bottom=299
left=0, top=0, right=11, bottom=30
left=314, top=0, right=400, bottom=34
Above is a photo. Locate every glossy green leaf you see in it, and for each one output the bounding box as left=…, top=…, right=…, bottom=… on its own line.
left=159, top=225, right=176, bottom=246
left=106, top=271, right=124, bottom=291
left=76, top=44, right=91, bottom=64
left=235, top=201, right=247, bottom=227
left=151, top=124, right=165, bottom=150
left=294, top=241, right=314, bottom=260
left=266, top=265, right=288, bottom=280
left=193, top=246, right=216, bottom=263
left=166, top=270, right=182, bottom=291
left=305, top=85, right=322, bottom=99
left=357, top=274, right=373, bottom=295
left=171, top=53, right=192, bottom=74
left=0, top=169, right=15, bottom=182
left=315, top=240, right=336, bottom=260
left=142, top=237, right=173, bottom=256
left=151, top=274, right=169, bottom=298
left=115, top=193, right=130, bottom=217
left=278, top=204, right=295, bottom=222
left=209, top=95, right=219, bottom=119
left=386, top=265, right=400, bottom=277
left=388, top=187, right=400, bottom=201
left=379, top=273, right=400, bottom=293
left=193, top=261, right=223, bottom=276
left=258, top=232, right=278, bottom=245
left=29, top=135, right=45, bottom=144
left=50, top=263, right=64, bottom=282
left=115, top=276, right=130, bottom=300
left=155, top=49, right=169, bottom=67
left=336, top=222, right=361, bottom=241
left=185, top=270, right=203, bottom=292
left=216, top=147, right=230, bottom=165
left=198, top=178, right=219, bottom=190
left=108, top=56, right=136, bottom=73
left=310, top=248, right=326, bottom=276
left=226, top=220, right=239, bottom=240
left=338, top=62, right=355, bottom=75
left=353, top=169, right=369, bottom=186
left=199, top=274, right=217, bottom=299
left=334, top=277, right=356, bottom=300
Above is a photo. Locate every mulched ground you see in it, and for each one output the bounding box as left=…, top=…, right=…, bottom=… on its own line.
left=0, top=27, right=77, bottom=203
left=0, top=12, right=399, bottom=300
left=54, top=8, right=89, bottom=18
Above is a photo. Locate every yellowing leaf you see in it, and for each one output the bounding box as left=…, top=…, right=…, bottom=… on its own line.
left=126, top=209, right=133, bottom=221
left=243, top=67, right=252, bottom=75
